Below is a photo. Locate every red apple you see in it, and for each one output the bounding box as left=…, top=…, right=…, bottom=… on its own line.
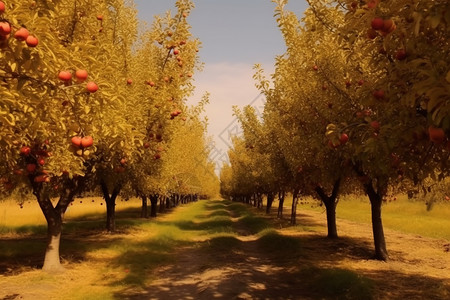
left=428, top=126, right=445, bottom=144
left=373, top=89, right=385, bottom=100
left=120, top=158, right=127, bottom=165
left=367, top=0, right=378, bottom=9
left=81, top=136, right=93, bottom=148
left=75, top=69, right=88, bottom=82
left=20, top=146, right=31, bottom=156
left=86, top=82, right=98, bottom=93
left=58, top=70, right=72, bottom=82
left=38, top=158, right=45, bottom=166
left=34, top=175, right=49, bottom=183
left=25, top=35, right=38, bottom=47
left=0, top=21, right=10, bottom=36
left=367, top=29, right=377, bottom=39
left=71, top=136, right=82, bottom=147
left=339, top=133, right=349, bottom=145
left=97, top=15, right=103, bottom=21
left=164, top=76, right=170, bottom=82
left=144, top=142, right=150, bottom=149
left=370, top=121, right=380, bottom=131
left=127, top=79, right=133, bottom=85
left=14, top=27, right=29, bottom=41
left=371, top=18, right=384, bottom=30
left=26, top=164, right=37, bottom=173
left=147, top=81, right=155, bottom=87
left=0, top=1, right=5, bottom=14
left=180, top=40, right=186, bottom=45
left=357, top=79, right=364, bottom=86
left=154, top=153, right=161, bottom=160
left=173, top=49, right=180, bottom=55
left=312, top=65, right=318, bottom=71
left=395, top=49, right=407, bottom=61
left=382, top=19, right=396, bottom=33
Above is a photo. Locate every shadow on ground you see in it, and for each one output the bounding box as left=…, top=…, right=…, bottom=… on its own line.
left=113, top=200, right=450, bottom=300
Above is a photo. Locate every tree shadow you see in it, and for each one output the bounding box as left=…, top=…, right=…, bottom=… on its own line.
left=112, top=200, right=450, bottom=300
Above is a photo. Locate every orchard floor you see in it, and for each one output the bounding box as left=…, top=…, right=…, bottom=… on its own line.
left=0, top=199, right=449, bottom=300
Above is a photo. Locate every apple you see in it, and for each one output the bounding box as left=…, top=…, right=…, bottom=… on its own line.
left=58, top=70, right=72, bottom=82
left=71, top=136, right=82, bottom=147
left=173, top=49, right=179, bottom=55
left=34, top=175, right=49, bottom=183
left=14, top=27, right=29, bottom=41
left=38, top=158, right=45, bottom=166
left=371, top=18, right=384, bottom=30
left=0, top=1, right=5, bottom=14
left=339, top=133, right=349, bottom=145
left=164, top=76, right=170, bottom=82
left=367, top=0, right=378, bottom=9
left=25, top=35, right=38, bottom=47
left=395, top=49, right=407, bottom=61
left=370, top=121, right=380, bottom=131
left=20, top=146, right=31, bottom=156
left=75, top=69, right=88, bottom=82
left=180, top=40, right=186, bottom=45
left=367, top=29, right=377, bottom=39
left=428, top=126, right=445, bottom=144
left=312, top=65, right=318, bottom=71
left=187, top=73, right=193, bottom=78
left=182, top=12, right=187, bottom=18
left=357, top=79, right=364, bottom=86
left=373, top=89, right=385, bottom=100
left=382, top=19, right=396, bottom=33
left=167, top=31, right=173, bottom=37
left=147, top=81, right=155, bottom=86
left=26, top=164, right=37, bottom=173
left=0, top=21, right=10, bottom=36
left=120, top=158, right=127, bottom=165
left=13, top=169, right=23, bottom=175
left=144, top=142, right=150, bottom=149
left=86, top=82, right=98, bottom=93
left=97, top=15, right=103, bottom=21
left=154, top=153, right=161, bottom=160
left=81, top=136, right=93, bottom=148
left=127, top=79, right=133, bottom=85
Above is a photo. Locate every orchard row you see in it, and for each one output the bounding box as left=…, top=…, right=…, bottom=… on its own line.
left=0, top=0, right=218, bottom=272
left=220, top=0, right=449, bottom=261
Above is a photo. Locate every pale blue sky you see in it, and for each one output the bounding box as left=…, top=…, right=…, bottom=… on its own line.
left=134, top=0, right=308, bottom=173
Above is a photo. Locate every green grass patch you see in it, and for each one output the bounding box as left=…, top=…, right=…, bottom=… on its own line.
left=298, top=195, right=450, bottom=240
left=257, top=229, right=302, bottom=257
left=302, top=267, right=374, bottom=300
left=238, top=215, right=269, bottom=234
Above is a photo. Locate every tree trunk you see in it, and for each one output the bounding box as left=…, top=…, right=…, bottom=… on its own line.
left=33, top=178, right=81, bottom=272
left=277, top=191, right=285, bottom=218
left=150, top=194, right=158, bottom=218
left=290, top=189, right=299, bottom=225
left=315, top=179, right=341, bottom=239
left=365, top=181, right=389, bottom=261
left=141, top=195, right=148, bottom=218
left=159, top=197, right=165, bottom=213
left=101, top=180, right=121, bottom=232
left=266, top=192, right=274, bottom=214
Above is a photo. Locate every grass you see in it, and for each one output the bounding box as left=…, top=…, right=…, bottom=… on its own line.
left=0, top=197, right=448, bottom=299
left=286, top=194, right=450, bottom=240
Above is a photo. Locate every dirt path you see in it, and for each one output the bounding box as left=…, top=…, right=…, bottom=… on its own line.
left=117, top=201, right=450, bottom=300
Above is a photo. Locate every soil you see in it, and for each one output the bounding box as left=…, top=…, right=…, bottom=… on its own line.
left=1, top=200, right=449, bottom=300
left=117, top=202, right=450, bottom=300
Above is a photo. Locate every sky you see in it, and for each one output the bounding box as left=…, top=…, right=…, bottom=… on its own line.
left=134, top=0, right=308, bottom=175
